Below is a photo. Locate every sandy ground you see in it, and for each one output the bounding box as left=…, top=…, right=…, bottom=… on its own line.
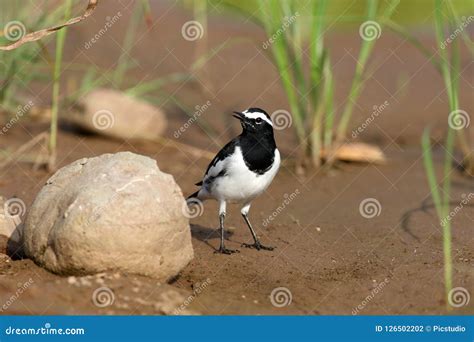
left=0, top=0, right=472, bottom=315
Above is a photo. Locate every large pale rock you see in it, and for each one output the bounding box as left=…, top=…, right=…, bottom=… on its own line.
left=23, top=152, right=193, bottom=279
left=70, top=88, right=167, bottom=140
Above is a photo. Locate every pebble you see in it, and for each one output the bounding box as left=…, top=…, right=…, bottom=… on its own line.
left=79, top=277, right=92, bottom=287
left=132, top=279, right=142, bottom=286
left=66, top=275, right=97, bottom=287
left=67, top=276, right=77, bottom=285
left=135, top=298, right=151, bottom=306
left=116, top=302, right=130, bottom=309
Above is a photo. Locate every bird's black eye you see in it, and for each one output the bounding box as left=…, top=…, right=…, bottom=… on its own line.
left=255, top=118, right=262, bottom=124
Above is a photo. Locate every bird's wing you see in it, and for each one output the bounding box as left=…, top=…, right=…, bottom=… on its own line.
left=200, top=137, right=238, bottom=186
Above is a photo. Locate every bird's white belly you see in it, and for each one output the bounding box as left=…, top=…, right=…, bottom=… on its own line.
left=211, top=147, right=280, bottom=203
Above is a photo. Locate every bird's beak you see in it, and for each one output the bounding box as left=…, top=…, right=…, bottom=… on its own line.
left=232, top=111, right=245, bottom=121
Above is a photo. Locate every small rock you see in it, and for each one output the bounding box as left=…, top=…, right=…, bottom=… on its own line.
left=67, top=276, right=77, bottom=285
left=132, top=279, right=142, bottom=287
left=79, top=278, right=92, bottom=287
left=70, top=88, right=167, bottom=141
left=116, top=302, right=130, bottom=310
left=0, top=254, right=11, bottom=263
left=134, top=298, right=151, bottom=306
left=154, top=290, right=196, bottom=315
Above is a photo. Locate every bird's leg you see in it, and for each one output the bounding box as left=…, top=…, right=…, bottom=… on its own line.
left=240, top=204, right=275, bottom=251
left=215, top=201, right=239, bottom=255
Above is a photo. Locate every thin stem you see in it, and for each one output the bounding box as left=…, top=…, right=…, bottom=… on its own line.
left=113, top=1, right=142, bottom=87
left=49, top=0, right=73, bottom=170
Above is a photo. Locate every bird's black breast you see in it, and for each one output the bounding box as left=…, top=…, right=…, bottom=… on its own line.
left=239, top=134, right=276, bottom=175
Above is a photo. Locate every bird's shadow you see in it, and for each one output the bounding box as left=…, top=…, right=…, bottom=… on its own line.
left=190, top=224, right=236, bottom=252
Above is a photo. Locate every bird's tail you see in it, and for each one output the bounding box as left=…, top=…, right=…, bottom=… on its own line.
left=186, top=190, right=201, bottom=201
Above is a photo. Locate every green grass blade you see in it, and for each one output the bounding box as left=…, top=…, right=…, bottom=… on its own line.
left=336, top=0, right=379, bottom=142
left=446, top=0, right=474, bottom=54
left=384, top=19, right=442, bottom=74
left=431, top=0, right=456, bottom=308
left=421, top=129, right=443, bottom=217
left=336, top=0, right=400, bottom=143
left=259, top=0, right=305, bottom=141
left=125, top=73, right=192, bottom=97
left=323, top=56, right=335, bottom=150
left=49, top=0, right=72, bottom=168
left=190, top=37, right=249, bottom=72
left=309, top=0, right=328, bottom=112
left=113, top=1, right=143, bottom=87
left=434, top=0, right=453, bottom=108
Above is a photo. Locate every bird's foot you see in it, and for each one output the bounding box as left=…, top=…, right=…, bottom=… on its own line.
left=241, top=242, right=275, bottom=251
left=214, top=246, right=240, bottom=255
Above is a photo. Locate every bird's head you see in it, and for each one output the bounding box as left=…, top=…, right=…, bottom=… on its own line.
left=232, top=108, right=273, bottom=135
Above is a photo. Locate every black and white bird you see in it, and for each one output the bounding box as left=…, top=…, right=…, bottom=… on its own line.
left=187, top=108, right=280, bottom=254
